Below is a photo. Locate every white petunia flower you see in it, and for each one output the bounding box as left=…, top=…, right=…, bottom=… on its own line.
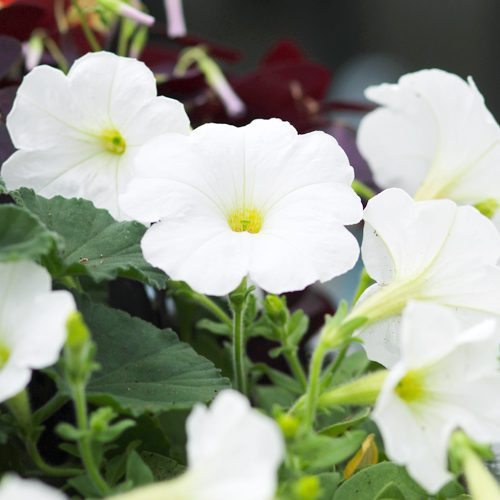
left=373, top=301, right=500, bottom=494
left=357, top=69, right=500, bottom=220
left=112, top=389, right=285, bottom=500
left=0, top=475, right=66, bottom=500
left=120, top=118, right=363, bottom=296
left=0, top=261, right=75, bottom=402
left=351, top=188, right=500, bottom=367
left=2, top=51, right=190, bottom=220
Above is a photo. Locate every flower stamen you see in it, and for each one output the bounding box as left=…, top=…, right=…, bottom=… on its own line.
left=228, top=207, right=263, bottom=234
left=0, top=343, right=10, bottom=369
left=395, top=369, right=426, bottom=402
left=101, top=128, right=126, bottom=155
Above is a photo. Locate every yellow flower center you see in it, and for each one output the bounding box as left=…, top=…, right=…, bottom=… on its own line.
left=227, top=207, right=263, bottom=234
left=0, top=343, right=10, bottom=369
left=395, top=369, right=426, bottom=402
left=101, top=128, right=126, bottom=155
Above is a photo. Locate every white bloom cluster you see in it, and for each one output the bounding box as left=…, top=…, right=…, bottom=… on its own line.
left=354, top=69, right=500, bottom=494
left=373, top=302, right=500, bottom=493
left=2, top=52, right=500, bottom=498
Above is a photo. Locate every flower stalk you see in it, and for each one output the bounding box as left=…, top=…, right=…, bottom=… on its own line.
left=318, top=370, right=387, bottom=408
left=71, top=382, right=110, bottom=495
left=450, top=431, right=500, bottom=500
left=70, top=0, right=102, bottom=51
left=228, top=278, right=250, bottom=395
left=174, top=46, right=245, bottom=117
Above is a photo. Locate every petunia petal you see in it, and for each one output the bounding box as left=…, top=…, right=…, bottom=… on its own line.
left=122, top=96, right=190, bottom=145
left=185, top=390, right=284, bottom=500
left=141, top=214, right=251, bottom=296
left=361, top=188, right=456, bottom=283
left=6, top=65, right=87, bottom=149
left=0, top=362, right=31, bottom=403
left=374, top=366, right=454, bottom=494
left=67, top=51, right=157, bottom=132
left=358, top=69, right=500, bottom=203
left=10, top=291, right=75, bottom=369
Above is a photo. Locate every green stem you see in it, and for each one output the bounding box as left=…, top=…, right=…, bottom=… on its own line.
left=352, top=267, right=374, bottom=305
left=320, top=344, right=349, bottom=390
left=59, top=275, right=83, bottom=293
left=318, top=370, right=387, bottom=408
left=451, top=431, right=500, bottom=500
left=303, top=341, right=328, bottom=431
left=6, top=390, right=32, bottom=431
left=44, top=37, right=69, bottom=73
left=72, top=383, right=110, bottom=496
left=352, top=179, right=376, bottom=201
left=71, top=0, right=101, bottom=51
left=7, top=391, right=81, bottom=477
left=33, top=394, right=69, bottom=425
left=117, top=18, right=133, bottom=56
left=462, top=447, right=500, bottom=500
left=284, top=350, right=307, bottom=391
left=190, top=291, right=232, bottom=328
left=231, top=300, right=247, bottom=395
left=118, top=24, right=128, bottom=57
left=26, top=439, right=82, bottom=477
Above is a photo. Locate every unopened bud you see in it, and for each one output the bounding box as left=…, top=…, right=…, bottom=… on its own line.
left=294, top=475, right=321, bottom=500
left=65, top=312, right=94, bottom=383
left=277, top=413, right=300, bottom=439
left=23, top=31, right=44, bottom=71
left=264, top=294, right=288, bottom=326
left=99, top=0, right=155, bottom=27
left=164, top=0, right=186, bottom=38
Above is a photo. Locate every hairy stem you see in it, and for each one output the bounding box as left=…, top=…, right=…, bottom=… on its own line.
left=72, top=383, right=110, bottom=496
left=231, top=301, right=247, bottom=394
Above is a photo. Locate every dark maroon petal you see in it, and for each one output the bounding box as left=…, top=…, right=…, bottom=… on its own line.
left=260, top=39, right=305, bottom=67
left=0, top=36, right=22, bottom=80
left=0, top=85, right=16, bottom=168
left=0, top=85, right=17, bottom=118
left=0, top=4, right=44, bottom=41
left=171, top=34, right=241, bottom=62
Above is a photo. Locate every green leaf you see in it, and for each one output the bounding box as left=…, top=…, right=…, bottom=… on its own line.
left=13, top=189, right=167, bottom=288
left=292, top=431, right=366, bottom=470
left=105, top=440, right=141, bottom=486
left=0, top=204, right=56, bottom=262
left=319, top=408, right=371, bottom=438
left=328, top=350, right=370, bottom=388
left=374, top=482, right=406, bottom=500
left=139, top=451, right=185, bottom=481
left=254, top=386, right=297, bottom=414
left=67, top=475, right=101, bottom=498
left=56, top=422, right=86, bottom=441
left=287, top=309, right=309, bottom=346
left=196, top=318, right=231, bottom=337
left=318, top=472, right=342, bottom=500
left=80, top=299, right=230, bottom=416
left=126, top=450, right=154, bottom=487
left=333, top=462, right=426, bottom=500
left=252, top=363, right=303, bottom=395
